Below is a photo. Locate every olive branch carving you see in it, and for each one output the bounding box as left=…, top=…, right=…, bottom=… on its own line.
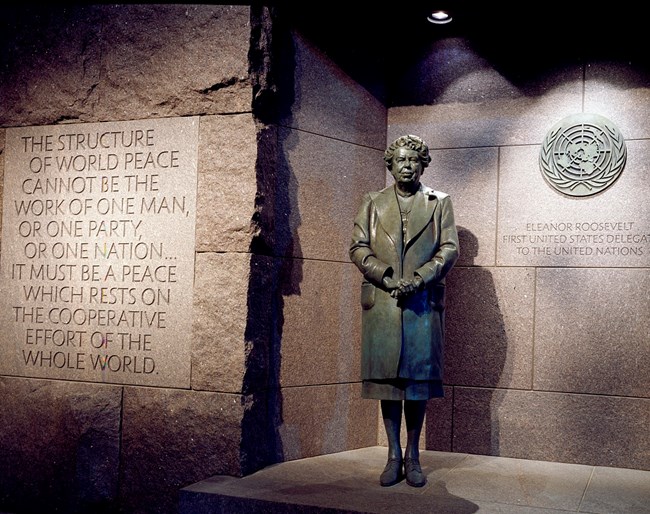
left=539, top=127, right=577, bottom=190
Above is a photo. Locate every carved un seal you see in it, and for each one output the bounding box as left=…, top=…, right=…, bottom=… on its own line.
left=539, top=113, right=627, bottom=197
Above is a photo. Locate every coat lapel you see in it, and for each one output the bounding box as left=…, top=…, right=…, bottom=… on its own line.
left=405, top=186, right=438, bottom=247
left=373, top=186, right=402, bottom=256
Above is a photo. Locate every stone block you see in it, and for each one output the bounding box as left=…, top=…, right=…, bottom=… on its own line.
left=443, top=452, right=593, bottom=511
left=195, top=114, right=258, bottom=253
left=240, top=254, right=280, bottom=395
left=445, top=266, right=535, bottom=389
left=240, top=389, right=285, bottom=473
left=192, top=252, right=252, bottom=392
left=278, top=383, right=377, bottom=461
left=497, top=141, right=650, bottom=267
left=279, top=128, right=385, bottom=262
left=585, top=61, right=650, bottom=140
left=0, top=118, right=198, bottom=388
left=119, top=387, right=245, bottom=514
left=453, top=387, right=650, bottom=470
left=178, top=446, right=473, bottom=514
left=0, top=5, right=252, bottom=125
left=0, top=128, right=4, bottom=244
left=580, top=466, right=650, bottom=514
left=280, top=260, right=361, bottom=387
left=425, top=386, right=454, bottom=452
left=418, top=147, right=498, bottom=267
left=0, top=6, right=103, bottom=126
left=94, top=5, right=252, bottom=120
left=279, top=31, right=386, bottom=149
left=0, top=376, right=121, bottom=513
left=534, top=268, right=650, bottom=397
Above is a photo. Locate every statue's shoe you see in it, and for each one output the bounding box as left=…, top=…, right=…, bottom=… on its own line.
left=379, top=458, right=403, bottom=486
left=404, top=458, right=426, bottom=487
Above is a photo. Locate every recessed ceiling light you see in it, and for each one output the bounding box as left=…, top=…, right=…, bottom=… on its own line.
left=427, top=10, right=452, bottom=24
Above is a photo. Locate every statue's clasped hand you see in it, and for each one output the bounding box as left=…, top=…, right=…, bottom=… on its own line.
left=383, top=275, right=424, bottom=299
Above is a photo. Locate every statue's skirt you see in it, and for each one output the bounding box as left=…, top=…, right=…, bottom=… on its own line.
left=361, top=378, right=444, bottom=400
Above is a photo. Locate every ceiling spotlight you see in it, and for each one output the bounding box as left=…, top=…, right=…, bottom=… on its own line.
left=427, top=10, right=452, bottom=24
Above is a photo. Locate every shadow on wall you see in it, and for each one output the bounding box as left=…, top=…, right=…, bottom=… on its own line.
left=240, top=8, right=304, bottom=475
left=444, top=227, right=508, bottom=456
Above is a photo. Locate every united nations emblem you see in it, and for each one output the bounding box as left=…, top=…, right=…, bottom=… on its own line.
left=539, top=113, right=627, bottom=197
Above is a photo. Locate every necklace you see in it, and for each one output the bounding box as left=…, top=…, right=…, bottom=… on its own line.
left=396, top=193, right=415, bottom=237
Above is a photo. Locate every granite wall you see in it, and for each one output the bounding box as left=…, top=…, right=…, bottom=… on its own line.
left=387, top=34, right=650, bottom=471
left=264, top=28, right=386, bottom=462
left=2, top=5, right=646, bottom=514
left=0, top=5, right=256, bottom=513
left=0, top=5, right=386, bottom=513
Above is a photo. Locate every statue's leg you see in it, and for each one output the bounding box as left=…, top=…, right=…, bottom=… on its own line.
left=379, top=400, right=403, bottom=486
left=404, top=399, right=427, bottom=487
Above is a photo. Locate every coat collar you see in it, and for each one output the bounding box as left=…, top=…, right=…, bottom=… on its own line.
left=372, top=184, right=439, bottom=251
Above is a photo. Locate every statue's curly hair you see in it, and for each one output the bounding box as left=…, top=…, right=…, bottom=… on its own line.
left=384, top=134, right=431, bottom=170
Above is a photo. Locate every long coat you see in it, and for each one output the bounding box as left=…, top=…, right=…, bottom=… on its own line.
left=349, top=184, right=459, bottom=382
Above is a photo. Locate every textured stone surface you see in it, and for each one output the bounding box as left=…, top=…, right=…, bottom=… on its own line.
left=240, top=390, right=284, bottom=474
left=0, top=118, right=198, bottom=388
left=445, top=267, right=535, bottom=389
left=585, top=61, right=650, bottom=141
left=1, top=8, right=647, bottom=514
left=497, top=141, right=650, bottom=267
left=280, top=31, right=386, bottom=149
left=278, top=127, right=384, bottom=262
left=95, top=4, right=252, bottom=120
left=443, top=453, right=593, bottom=511
left=181, top=445, right=650, bottom=514
left=191, top=252, right=251, bottom=392
left=426, top=386, right=454, bottom=452
left=278, top=383, right=377, bottom=461
left=0, top=376, right=121, bottom=513
left=580, top=466, right=650, bottom=514
left=180, top=447, right=476, bottom=514
left=280, top=260, right=361, bottom=387
left=0, top=5, right=252, bottom=126
left=419, top=147, right=498, bottom=267
left=534, top=268, right=650, bottom=397
left=453, top=387, right=650, bottom=470
left=0, top=6, right=103, bottom=126
left=119, top=387, right=244, bottom=514
left=195, top=114, right=258, bottom=253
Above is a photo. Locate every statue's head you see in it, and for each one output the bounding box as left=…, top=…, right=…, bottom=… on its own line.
left=384, top=134, right=431, bottom=171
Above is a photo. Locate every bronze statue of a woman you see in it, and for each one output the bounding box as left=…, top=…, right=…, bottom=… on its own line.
left=350, top=134, right=459, bottom=487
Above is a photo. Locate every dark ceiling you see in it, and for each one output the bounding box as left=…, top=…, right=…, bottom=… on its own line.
left=278, top=2, right=648, bottom=54
left=274, top=2, right=649, bottom=104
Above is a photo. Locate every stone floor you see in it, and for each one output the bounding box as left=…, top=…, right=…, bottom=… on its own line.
left=179, top=446, right=650, bottom=513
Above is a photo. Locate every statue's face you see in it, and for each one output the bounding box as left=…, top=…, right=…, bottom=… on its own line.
left=389, top=147, right=423, bottom=187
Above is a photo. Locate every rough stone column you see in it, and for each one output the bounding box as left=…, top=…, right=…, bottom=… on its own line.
left=0, top=4, right=286, bottom=513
